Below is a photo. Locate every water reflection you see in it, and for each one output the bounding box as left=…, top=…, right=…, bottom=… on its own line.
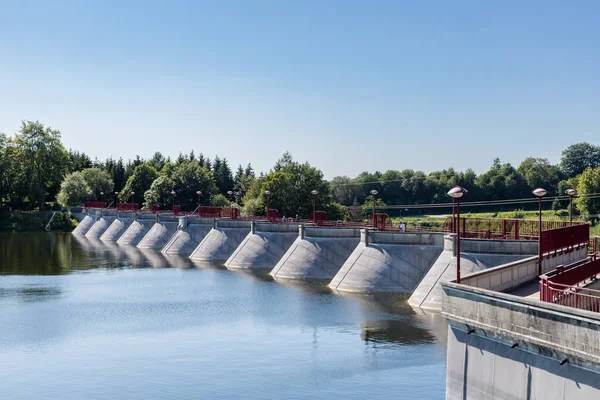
left=361, top=319, right=436, bottom=346
left=0, top=285, right=62, bottom=302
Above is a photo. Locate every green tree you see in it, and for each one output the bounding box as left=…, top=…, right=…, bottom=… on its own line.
left=561, top=143, right=600, bottom=178
left=143, top=175, right=175, bottom=210
left=13, top=121, right=69, bottom=209
left=211, top=193, right=229, bottom=207
left=575, top=167, right=600, bottom=218
left=81, top=168, right=114, bottom=201
left=171, top=162, right=218, bottom=210
left=120, top=164, right=159, bottom=206
left=247, top=153, right=335, bottom=218
left=518, top=157, right=562, bottom=194
left=56, top=171, right=93, bottom=206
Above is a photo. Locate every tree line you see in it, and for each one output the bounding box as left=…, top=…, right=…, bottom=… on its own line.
left=1, top=120, right=599, bottom=220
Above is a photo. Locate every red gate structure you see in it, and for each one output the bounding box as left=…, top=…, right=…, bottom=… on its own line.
left=117, top=203, right=139, bottom=211
left=84, top=202, right=106, bottom=208
left=198, top=206, right=223, bottom=218
left=266, top=208, right=280, bottom=223
left=310, top=211, right=328, bottom=225
left=368, top=213, right=392, bottom=230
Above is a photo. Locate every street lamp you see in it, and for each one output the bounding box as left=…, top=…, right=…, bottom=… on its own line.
left=311, top=190, right=318, bottom=223
left=565, top=188, right=577, bottom=225
left=130, top=191, right=135, bottom=205
left=447, top=185, right=467, bottom=284
left=114, top=191, right=119, bottom=208
left=196, top=190, right=202, bottom=208
left=265, top=190, right=271, bottom=219
left=227, top=190, right=234, bottom=218
left=171, top=190, right=176, bottom=211
left=100, top=191, right=104, bottom=203
left=533, top=188, right=548, bottom=276
left=370, top=189, right=379, bottom=228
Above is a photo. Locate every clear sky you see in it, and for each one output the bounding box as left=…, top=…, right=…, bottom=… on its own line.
left=1, top=0, right=598, bottom=178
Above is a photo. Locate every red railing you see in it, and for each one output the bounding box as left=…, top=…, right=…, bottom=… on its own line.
left=368, top=213, right=392, bottom=230
left=266, top=208, right=280, bottom=223
left=540, top=256, right=600, bottom=312
left=172, top=205, right=182, bottom=216
left=116, top=203, right=139, bottom=211
left=540, top=224, right=590, bottom=254
left=222, top=207, right=240, bottom=220
left=443, top=217, right=582, bottom=240
left=310, top=211, right=328, bottom=225
left=84, top=202, right=106, bottom=208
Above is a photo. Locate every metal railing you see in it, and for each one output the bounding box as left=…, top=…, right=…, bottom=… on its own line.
left=540, top=224, right=590, bottom=255
left=540, top=256, right=600, bottom=312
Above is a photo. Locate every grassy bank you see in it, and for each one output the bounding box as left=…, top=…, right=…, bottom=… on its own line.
left=0, top=210, right=77, bottom=231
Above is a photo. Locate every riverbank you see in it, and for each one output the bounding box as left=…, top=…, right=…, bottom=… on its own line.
left=0, top=210, right=77, bottom=231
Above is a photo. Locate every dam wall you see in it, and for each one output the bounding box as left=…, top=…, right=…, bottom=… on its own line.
left=72, top=214, right=96, bottom=235
left=225, top=222, right=298, bottom=271
left=99, top=214, right=136, bottom=242
left=270, top=226, right=361, bottom=281
left=190, top=220, right=252, bottom=264
left=160, top=216, right=214, bottom=256
left=84, top=211, right=117, bottom=239
left=137, top=215, right=179, bottom=250
left=116, top=214, right=156, bottom=246
left=408, top=236, right=537, bottom=310
left=329, top=231, right=445, bottom=294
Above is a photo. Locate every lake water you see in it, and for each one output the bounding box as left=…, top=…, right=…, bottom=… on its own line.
left=0, top=232, right=447, bottom=399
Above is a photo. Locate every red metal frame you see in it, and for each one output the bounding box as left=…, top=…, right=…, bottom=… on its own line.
left=540, top=256, right=600, bottom=312
left=116, top=203, right=139, bottom=211
left=540, top=224, right=590, bottom=255
left=84, top=202, right=106, bottom=208
left=310, top=211, right=328, bottom=225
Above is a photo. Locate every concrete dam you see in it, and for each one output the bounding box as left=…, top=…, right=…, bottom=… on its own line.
left=72, top=210, right=549, bottom=312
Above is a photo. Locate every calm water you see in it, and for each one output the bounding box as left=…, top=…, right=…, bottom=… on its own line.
left=0, top=232, right=447, bottom=399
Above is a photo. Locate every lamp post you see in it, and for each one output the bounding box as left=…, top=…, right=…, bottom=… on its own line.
left=227, top=190, right=234, bottom=218
left=565, top=188, right=577, bottom=225
left=130, top=191, right=135, bottom=205
left=533, top=188, right=548, bottom=276
left=370, top=189, right=379, bottom=228
left=171, top=190, right=176, bottom=211
left=196, top=190, right=202, bottom=206
left=100, top=191, right=104, bottom=203
left=114, top=192, right=119, bottom=208
left=265, top=190, right=271, bottom=220
left=311, top=190, right=318, bottom=223
left=447, top=186, right=467, bottom=284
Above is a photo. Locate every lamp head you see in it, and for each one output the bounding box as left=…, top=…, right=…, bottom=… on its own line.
left=311, top=190, right=318, bottom=195
left=447, top=185, right=467, bottom=199
left=264, top=190, right=271, bottom=195
left=532, top=188, right=547, bottom=198
left=370, top=189, right=379, bottom=196
left=565, top=188, right=577, bottom=196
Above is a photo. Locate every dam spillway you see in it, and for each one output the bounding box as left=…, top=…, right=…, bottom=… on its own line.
left=160, top=216, right=214, bottom=256
left=224, top=222, right=298, bottom=271
left=137, top=215, right=179, bottom=250
left=190, top=220, right=252, bottom=264
left=270, top=225, right=361, bottom=281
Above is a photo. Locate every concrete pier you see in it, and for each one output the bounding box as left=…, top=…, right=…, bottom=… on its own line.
left=270, top=226, right=361, bottom=281
left=84, top=210, right=117, bottom=239
left=329, top=230, right=445, bottom=294
left=225, top=222, right=298, bottom=270
left=189, top=220, right=252, bottom=264
left=408, top=236, right=537, bottom=311
left=99, top=212, right=136, bottom=242
left=137, top=215, right=179, bottom=250
left=116, top=214, right=156, bottom=246
left=160, top=216, right=214, bottom=256
left=72, top=214, right=97, bottom=235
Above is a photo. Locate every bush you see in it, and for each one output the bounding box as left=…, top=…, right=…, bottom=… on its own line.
left=555, top=209, right=569, bottom=218
left=512, top=208, right=525, bottom=219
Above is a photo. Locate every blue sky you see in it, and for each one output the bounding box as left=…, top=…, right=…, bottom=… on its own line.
left=1, top=0, right=598, bottom=178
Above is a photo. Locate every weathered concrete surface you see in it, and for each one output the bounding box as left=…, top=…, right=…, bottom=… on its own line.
left=225, top=223, right=298, bottom=270
left=271, top=226, right=362, bottom=281
left=329, top=231, right=445, bottom=294
left=84, top=217, right=116, bottom=239
left=99, top=217, right=134, bottom=242
left=116, top=218, right=156, bottom=246
left=190, top=224, right=251, bottom=263
left=137, top=221, right=178, bottom=249
left=161, top=223, right=212, bottom=256
left=442, top=282, right=600, bottom=399
left=408, top=236, right=537, bottom=311
left=72, top=215, right=96, bottom=235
